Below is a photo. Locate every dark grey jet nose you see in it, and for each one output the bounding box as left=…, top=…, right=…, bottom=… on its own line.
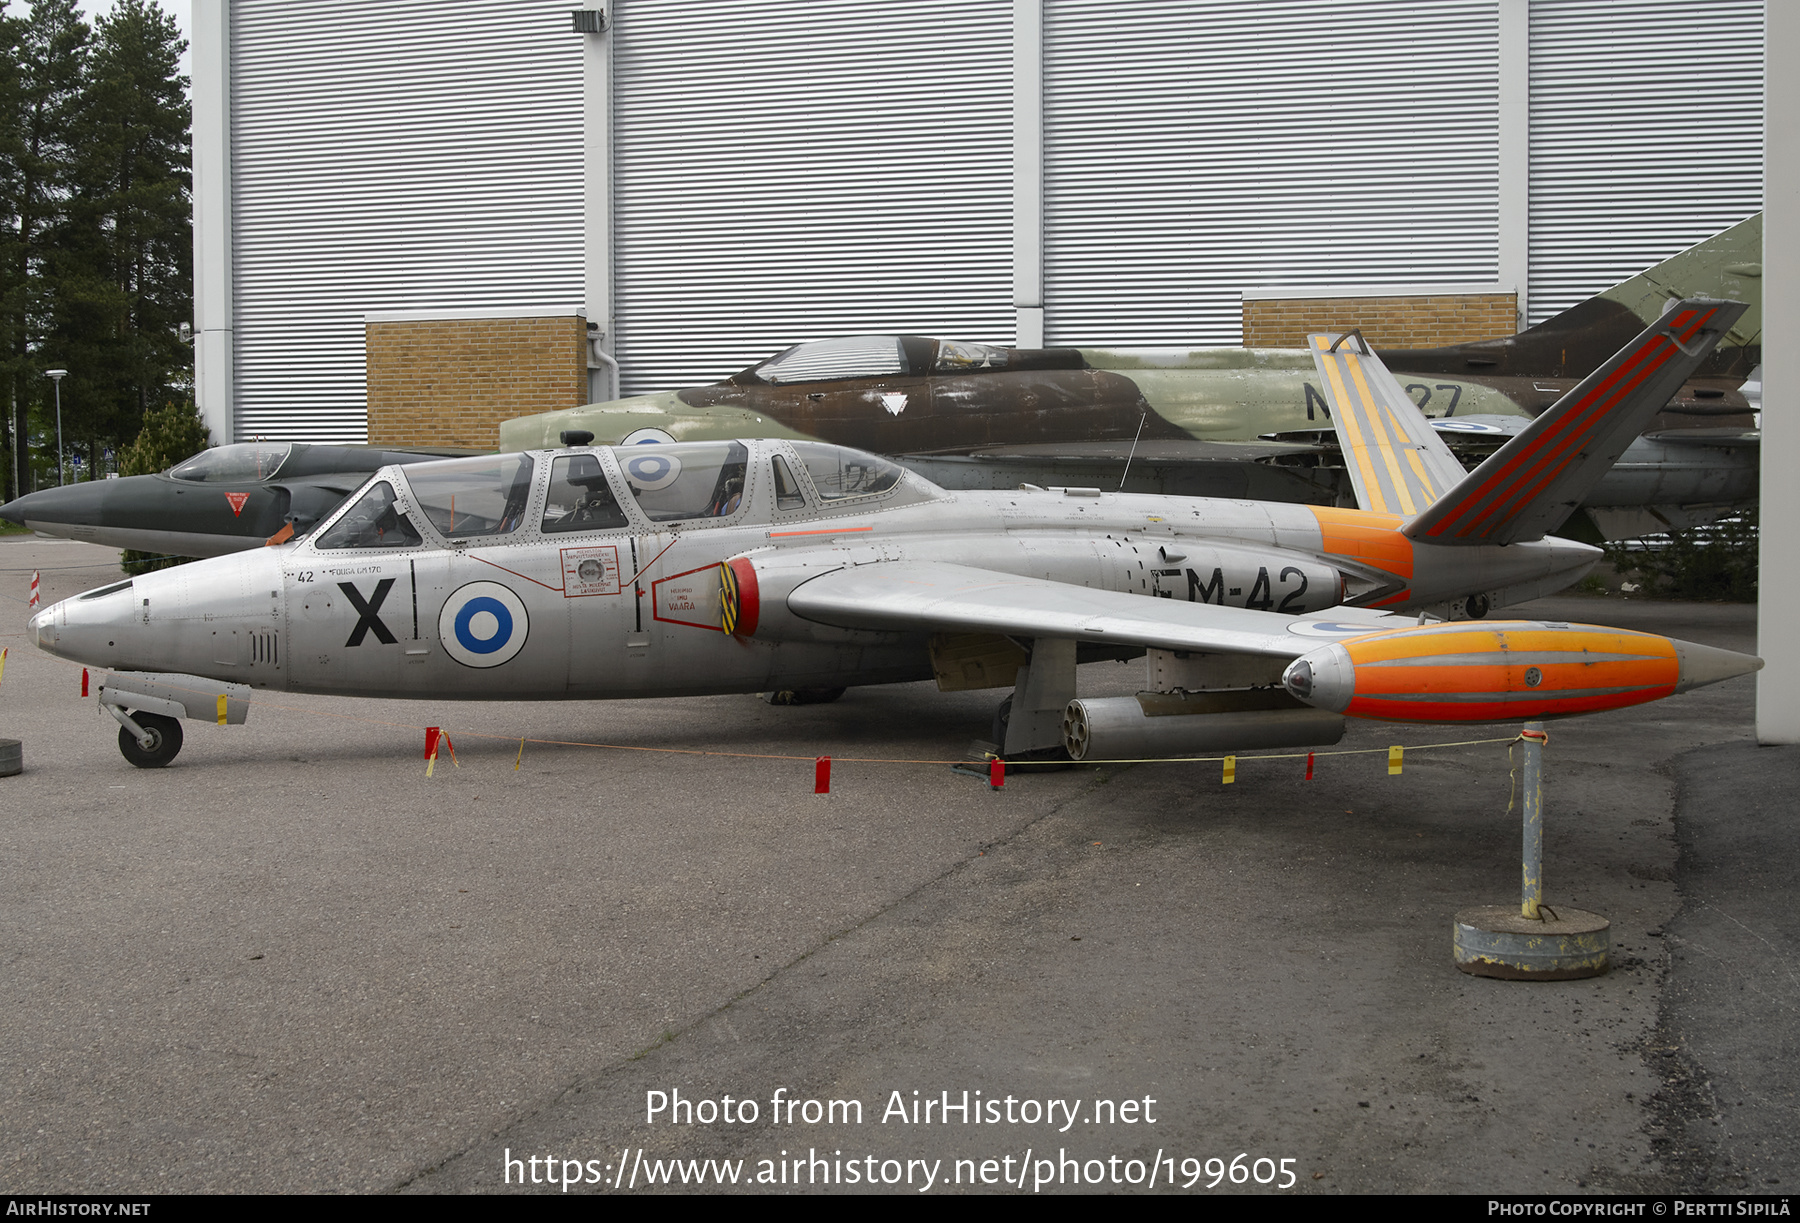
left=1, top=481, right=122, bottom=531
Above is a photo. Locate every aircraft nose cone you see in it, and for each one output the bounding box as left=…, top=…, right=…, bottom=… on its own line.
left=29, top=580, right=134, bottom=663
left=27, top=605, right=54, bottom=650
left=0, top=482, right=115, bottom=528
left=1284, top=644, right=1354, bottom=713
left=1672, top=638, right=1763, bottom=693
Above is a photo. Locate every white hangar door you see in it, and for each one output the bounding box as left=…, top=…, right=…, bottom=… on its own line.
left=229, top=0, right=585, bottom=442
left=1038, top=0, right=1503, bottom=350
left=609, top=0, right=1017, bottom=396
left=1526, top=0, right=1764, bottom=325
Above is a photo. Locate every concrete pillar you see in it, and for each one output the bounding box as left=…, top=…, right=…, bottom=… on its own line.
left=581, top=1, right=616, bottom=400
left=191, top=0, right=233, bottom=445
left=1013, top=0, right=1043, bottom=348
left=1496, top=0, right=1529, bottom=330
left=1759, top=4, right=1799, bottom=743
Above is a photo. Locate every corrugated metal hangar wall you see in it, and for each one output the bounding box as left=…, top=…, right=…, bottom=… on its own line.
left=192, top=0, right=1764, bottom=443
left=196, top=0, right=585, bottom=443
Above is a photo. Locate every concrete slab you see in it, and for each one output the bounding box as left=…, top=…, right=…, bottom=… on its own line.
left=0, top=537, right=1785, bottom=1193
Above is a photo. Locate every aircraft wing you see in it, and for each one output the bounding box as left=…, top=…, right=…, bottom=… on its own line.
left=894, top=438, right=1336, bottom=504
left=937, top=438, right=1328, bottom=463
left=785, top=559, right=1407, bottom=657
left=1641, top=427, right=1760, bottom=448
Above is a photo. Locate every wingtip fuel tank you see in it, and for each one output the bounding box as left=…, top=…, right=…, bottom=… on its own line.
left=1281, top=620, right=1762, bottom=722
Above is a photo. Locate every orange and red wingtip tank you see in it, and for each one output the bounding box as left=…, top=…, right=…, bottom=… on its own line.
left=1283, top=621, right=1759, bottom=723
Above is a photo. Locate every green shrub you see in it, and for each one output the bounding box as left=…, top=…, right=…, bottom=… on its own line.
left=1601, top=510, right=1758, bottom=601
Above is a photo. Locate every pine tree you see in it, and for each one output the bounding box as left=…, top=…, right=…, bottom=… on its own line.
left=54, top=0, right=191, bottom=476
left=0, top=2, right=25, bottom=499
left=2, top=0, right=89, bottom=499
left=117, top=396, right=206, bottom=477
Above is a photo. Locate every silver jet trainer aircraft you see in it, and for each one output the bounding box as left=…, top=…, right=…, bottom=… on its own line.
left=29, top=300, right=1761, bottom=769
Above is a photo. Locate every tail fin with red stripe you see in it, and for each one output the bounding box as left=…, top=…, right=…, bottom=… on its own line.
left=1403, top=298, right=1747, bottom=546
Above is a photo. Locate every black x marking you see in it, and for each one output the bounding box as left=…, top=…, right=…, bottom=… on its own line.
left=339, top=579, right=398, bottom=647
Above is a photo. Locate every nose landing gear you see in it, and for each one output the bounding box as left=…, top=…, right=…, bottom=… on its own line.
left=96, top=673, right=249, bottom=769
left=116, top=712, right=183, bottom=768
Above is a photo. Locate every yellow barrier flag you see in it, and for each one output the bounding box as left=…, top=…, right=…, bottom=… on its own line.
left=1222, top=755, right=1236, bottom=784
left=1388, top=745, right=1404, bottom=775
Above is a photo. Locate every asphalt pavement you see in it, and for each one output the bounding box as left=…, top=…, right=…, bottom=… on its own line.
left=0, top=533, right=1792, bottom=1194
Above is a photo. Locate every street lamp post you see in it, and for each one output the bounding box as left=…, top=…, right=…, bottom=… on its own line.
left=44, top=369, right=68, bottom=486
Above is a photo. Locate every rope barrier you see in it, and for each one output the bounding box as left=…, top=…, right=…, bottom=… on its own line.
left=1, top=652, right=1528, bottom=783
left=1506, top=726, right=1552, bottom=814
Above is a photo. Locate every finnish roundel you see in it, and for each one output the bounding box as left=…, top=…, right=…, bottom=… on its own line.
left=623, top=451, right=682, bottom=491
left=439, top=581, right=529, bottom=668
left=621, top=427, right=676, bottom=445
left=1286, top=620, right=1386, bottom=639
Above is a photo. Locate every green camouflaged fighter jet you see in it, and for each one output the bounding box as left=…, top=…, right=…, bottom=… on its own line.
left=3, top=220, right=1761, bottom=558
left=507, top=215, right=1763, bottom=540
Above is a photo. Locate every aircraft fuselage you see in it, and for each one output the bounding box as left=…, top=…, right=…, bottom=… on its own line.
left=31, top=441, right=1597, bottom=703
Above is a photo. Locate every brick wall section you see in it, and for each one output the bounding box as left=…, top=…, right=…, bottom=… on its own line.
left=1242, top=292, right=1518, bottom=349
left=366, top=316, right=588, bottom=448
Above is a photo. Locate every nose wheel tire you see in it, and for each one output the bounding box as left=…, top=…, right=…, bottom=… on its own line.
left=118, top=713, right=183, bottom=768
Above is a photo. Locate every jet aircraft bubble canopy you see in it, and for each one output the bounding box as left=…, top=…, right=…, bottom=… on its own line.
left=308, top=440, right=925, bottom=547
left=167, top=442, right=294, bottom=483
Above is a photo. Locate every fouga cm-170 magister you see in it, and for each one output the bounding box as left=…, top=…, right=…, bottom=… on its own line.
left=28, top=299, right=1762, bottom=768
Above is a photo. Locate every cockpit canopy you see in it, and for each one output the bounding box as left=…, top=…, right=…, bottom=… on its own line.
left=168, top=442, right=293, bottom=483
left=734, top=336, right=1085, bottom=385
left=404, top=453, right=536, bottom=539
left=787, top=440, right=904, bottom=500
left=307, top=439, right=926, bottom=551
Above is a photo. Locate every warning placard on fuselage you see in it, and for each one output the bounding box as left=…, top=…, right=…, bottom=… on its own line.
left=561, top=546, right=622, bottom=597
left=652, top=564, right=723, bottom=631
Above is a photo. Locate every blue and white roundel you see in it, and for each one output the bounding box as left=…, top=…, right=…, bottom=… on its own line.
left=623, top=450, right=682, bottom=491
left=621, top=427, right=676, bottom=446
left=439, top=581, right=529, bottom=669
left=1286, top=619, right=1385, bottom=640
left=1429, top=419, right=1507, bottom=434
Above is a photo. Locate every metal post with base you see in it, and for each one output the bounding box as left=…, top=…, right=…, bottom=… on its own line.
left=1452, top=721, right=1611, bottom=980
left=44, top=369, right=68, bottom=486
